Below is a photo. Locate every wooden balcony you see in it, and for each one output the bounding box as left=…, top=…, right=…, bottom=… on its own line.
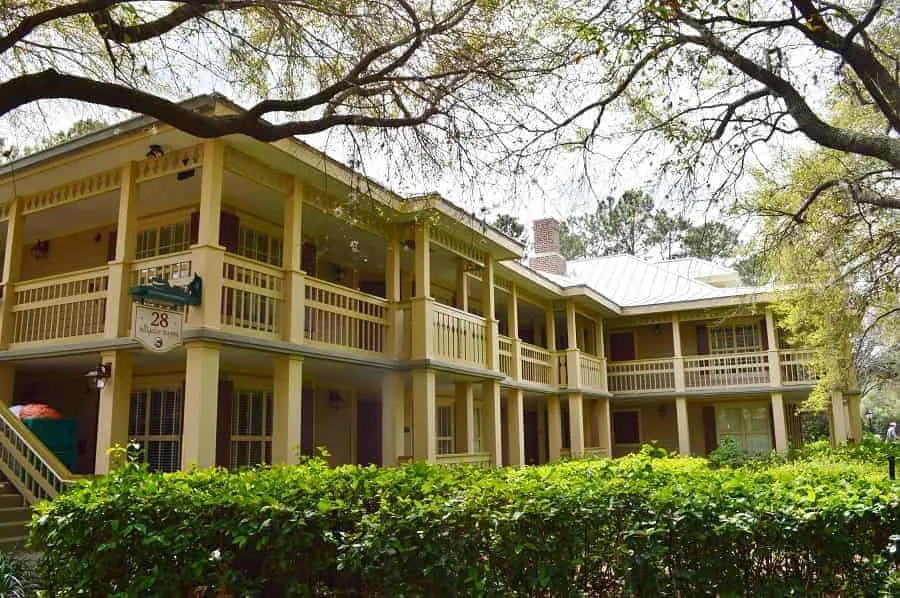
left=607, top=358, right=676, bottom=393
left=607, top=349, right=816, bottom=394
left=304, top=276, right=388, bottom=355
left=430, top=302, right=487, bottom=368
left=8, top=266, right=108, bottom=346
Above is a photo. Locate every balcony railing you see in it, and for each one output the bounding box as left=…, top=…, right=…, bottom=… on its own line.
left=435, top=452, right=492, bottom=467
left=221, top=255, right=284, bottom=339
left=304, top=276, right=388, bottom=355
left=431, top=302, right=487, bottom=368
left=521, top=342, right=554, bottom=385
left=684, top=351, right=770, bottom=388
left=579, top=353, right=606, bottom=390
left=10, top=266, right=109, bottom=345
left=499, top=335, right=513, bottom=376
left=607, top=358, right=675, bottom=393
left=131, top=251, right=192, bottom=287
left=780, top=349, right=816, bottom=385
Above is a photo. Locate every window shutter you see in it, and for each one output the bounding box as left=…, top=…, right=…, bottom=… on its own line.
left=696, top=325, right=709, bottom=354
left=107, top=230, right=118, bottom=262
left=759, top=318, right=768, bottom=350
left=215, top=379, right=234, bottom=468
left=301, top=242, right=317, bottom=276
left=702, top=406, right=717, bottom=454
left=219, top=211, right=240, bottom=253
left=189, top=211, right=200, bottom=245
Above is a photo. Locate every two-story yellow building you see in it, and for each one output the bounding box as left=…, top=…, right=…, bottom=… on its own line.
left=0, top=96, right=861, bottom=507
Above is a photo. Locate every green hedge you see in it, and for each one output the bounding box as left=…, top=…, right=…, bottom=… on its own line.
left=30, top=454, right=900, bottom=597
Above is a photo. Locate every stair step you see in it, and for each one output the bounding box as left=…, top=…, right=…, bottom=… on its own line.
left=0, top=494, right=23, bottom=509
left=0, top=535, right=27, bottom=551
left=0, top=481, right=18, bottom=495
left=0, top=521, right=28, bottom=541
left=0, top=507, right=31, bottom=524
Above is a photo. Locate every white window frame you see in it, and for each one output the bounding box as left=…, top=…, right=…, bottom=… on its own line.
left=135, top=214, right=192, bottom=260
left=230, top=388, right=274, bottom=468
left=710, top=322, right=762, bottom=354
left=436, top=400, right=455, bottom=455
left=715, top=405, right=772, bottom=454
left=237, top=222, right=283, bottom=267
left=129, top=386, right=183, bottom=472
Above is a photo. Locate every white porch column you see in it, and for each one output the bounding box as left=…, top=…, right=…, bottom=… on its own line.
left=482, top=256, right=499, bottom=371
left=455, top=259, right=469, bottom=311
left=94, top=349, right=133, bottom=474
left=412, top=369, right=436, bottom=462
left=410, top=222, right=433, bottom=359
left=547, top=395, right=562, bottom=460
left=454, top=382, right=475, bottom=454
left=189, top=139, right=226, bottom=329
left=765, top=308, right=782, bottom=386
left=0, top=198, right=24, bottom=347
left=272, top=355, right=303, bottom=464
left=282, top=178, right=305, bottom=343
left=481, top=380, right=502, bottom=465
left=181, top=341, right=221, bottom=469
left=672, top=314, right=685, bottom=392
left=381, top=372, right=405, bottom=466
left=508, top=283, right=522, bottom=380
left=568, top=392, right=585, bottom=456
left=546, top=306, right=558, bottom=385
left=771, top=391, right=789, bottom=452
left=565, top=300, right=581, bottom=387
left=830, top=390, right=849, bottom=445
left=595, top=397, right=613, bottom=457
left=675, top=396, right=691, bottom=456
left=506, top=389, right=525, bottom=466
left=105, top=161, right=138, bottom=339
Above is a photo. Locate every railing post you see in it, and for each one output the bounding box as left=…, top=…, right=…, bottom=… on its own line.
left=411, top=220, right=433, bottom=360
left=546, top=305, right=558, bottom=385
left=283, top=177, right=305, bottom=344
left=565, top=301, right=581, bottom=387
left=105, top=162, right=138, bottom=339
left=672, top=314, right=686, bottom=392
left=765, top=308, right=782, bottom=386
left=510, top=338, right=523, bottom=380
left=0, top=197, right=24, bottom=348
left=188, top=139, right=226, bottom=330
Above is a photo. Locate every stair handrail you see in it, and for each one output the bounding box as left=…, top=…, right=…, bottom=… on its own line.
left=0, top=406, right=83, bottom=504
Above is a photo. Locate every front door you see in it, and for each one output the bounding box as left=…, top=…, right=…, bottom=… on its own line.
left=356, top=398, right=381, bottom=465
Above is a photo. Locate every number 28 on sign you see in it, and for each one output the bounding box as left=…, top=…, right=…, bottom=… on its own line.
left=132, top=304, right=184, bottom=353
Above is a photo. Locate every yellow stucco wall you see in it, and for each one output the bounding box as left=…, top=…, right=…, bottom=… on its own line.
left=20, top=224, right=115, bottom=281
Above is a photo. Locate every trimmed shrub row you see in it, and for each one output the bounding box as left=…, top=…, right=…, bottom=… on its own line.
left=30, top=453, right=900, bottom=596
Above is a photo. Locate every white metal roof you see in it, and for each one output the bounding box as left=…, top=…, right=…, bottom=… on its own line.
left=538, top=254, right=768, bottom=308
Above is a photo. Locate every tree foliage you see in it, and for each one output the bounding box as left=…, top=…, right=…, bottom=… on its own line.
left=520, top=0, right=900, bottom=205
left=492, top=214, right=527, bottom=244
left=560, top=188, right=740, bottom=261
left=0, top=1, right=539, bottom=144
left=744, top=116, right=898, bottom=406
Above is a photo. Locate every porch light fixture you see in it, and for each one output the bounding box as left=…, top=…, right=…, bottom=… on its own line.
left=653, top=323, right=662, bottom=335
left=29, top=239, right=49, bottom=259
left=328, top=391, right=344, bottom=410
left=146, top=144, right=164, bottom=159
left=85, top=362, right=112, bottom=390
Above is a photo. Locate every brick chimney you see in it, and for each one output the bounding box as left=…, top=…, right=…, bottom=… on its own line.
left=529, top=218, right=566, bottom=276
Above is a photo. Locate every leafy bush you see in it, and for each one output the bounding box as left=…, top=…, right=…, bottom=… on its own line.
left=0, top=552, right=42, bottom=598
left=30, top=454, right=900, bottom=597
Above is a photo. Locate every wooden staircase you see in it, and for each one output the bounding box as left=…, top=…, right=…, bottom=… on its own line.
left=0, top=477, right=31, bottom=550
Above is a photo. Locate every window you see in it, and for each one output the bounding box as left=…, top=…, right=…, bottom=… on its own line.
left=716, top=406, right=771, bottom=454
left=436, top=403, right=454, bottom=455
left=136, top=217, right=192, bottom=259
left=129, top=387, right=183, bottom=472
left=231, top=389, right=273, bottom=468
left=237, top=224, right=283, bottom=267
left=472, top=404, right=483, bottom=452
left=710, top=323, right=761, bottom=354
